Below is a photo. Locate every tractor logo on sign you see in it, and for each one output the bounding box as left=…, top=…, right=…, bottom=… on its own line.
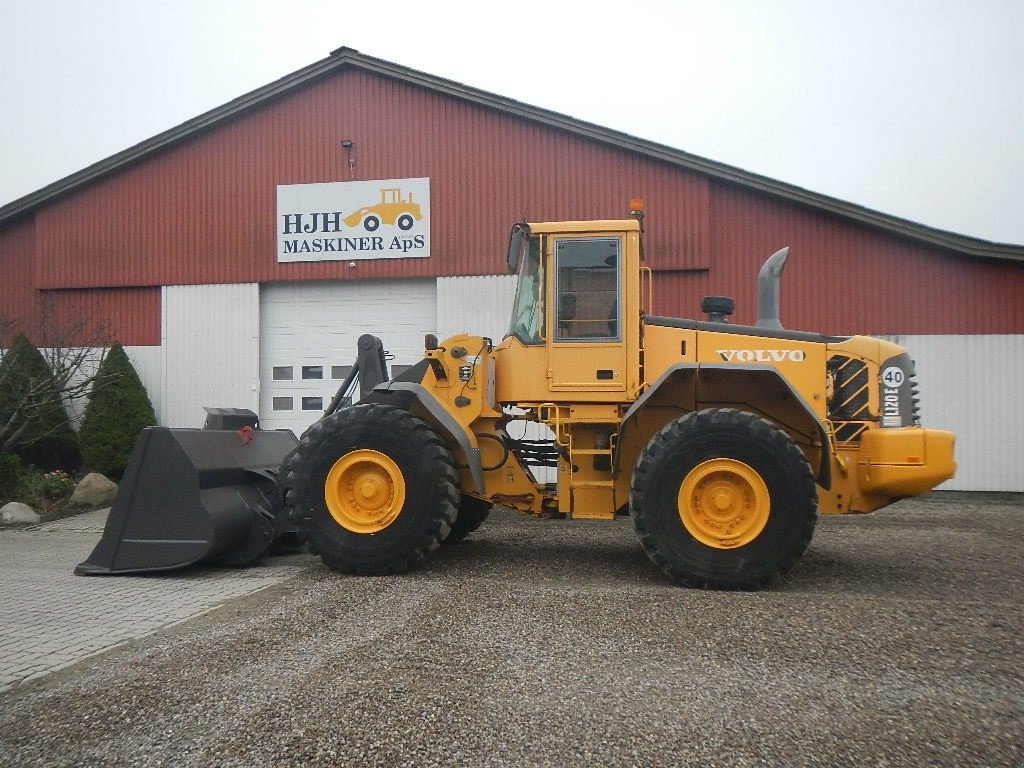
left=343, top=188, right=422, bottom=232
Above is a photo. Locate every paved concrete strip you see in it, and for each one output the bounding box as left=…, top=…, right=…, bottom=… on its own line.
left=0, top=511, right=312, bottom=692
left=25, top=508, right=111, bottom=533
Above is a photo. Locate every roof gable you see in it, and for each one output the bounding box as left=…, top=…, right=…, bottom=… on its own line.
left=1, top=47, right=1020, bottom=263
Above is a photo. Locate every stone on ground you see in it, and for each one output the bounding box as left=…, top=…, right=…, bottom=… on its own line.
left=0, top=501, right=40, bottom=525
left=70, top=473, right=119, bottom=509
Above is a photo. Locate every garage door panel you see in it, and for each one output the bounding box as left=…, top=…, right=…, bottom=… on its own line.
left=259, top=279, right=436, bottom=434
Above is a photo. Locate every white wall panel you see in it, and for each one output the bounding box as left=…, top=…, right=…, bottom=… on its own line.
left=162, top=283, right=260, bottom=428
left=884, top=334, right=1024, bottom=492
left=124, top=345, right=163, bottom=423
left=436, top=275, right=517, bottom=342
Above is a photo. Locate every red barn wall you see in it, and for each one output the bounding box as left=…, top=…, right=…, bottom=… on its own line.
left=0, top=218, right=36, bottom=334
left=706, top=182, right=1024, bottom=335
left=32, top=69, right=711, bottom=290
left=1, top=65, right=1021, bottom=346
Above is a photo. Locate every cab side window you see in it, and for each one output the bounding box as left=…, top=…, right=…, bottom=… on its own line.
left=554, top=238, right=620, bottom=341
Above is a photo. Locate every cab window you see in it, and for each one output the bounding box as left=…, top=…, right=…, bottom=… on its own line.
left=554, top=238, right=620, bottom=342
left=506, top=235, right=544, bottom=344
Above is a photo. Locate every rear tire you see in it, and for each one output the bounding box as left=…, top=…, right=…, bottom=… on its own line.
left=283, top=404, right=458, bottom=574
left=630, top=408, right=817, bottom=589
left=444, top=495, right=491, bottom=545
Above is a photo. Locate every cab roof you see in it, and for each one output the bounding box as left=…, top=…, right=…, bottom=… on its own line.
left=526, top=219, right=642, bottom=234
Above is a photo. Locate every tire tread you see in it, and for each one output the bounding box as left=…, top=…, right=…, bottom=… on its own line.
left=630, top=408, right=818, bottom=589
left=281, top=404, right=458, bottom=575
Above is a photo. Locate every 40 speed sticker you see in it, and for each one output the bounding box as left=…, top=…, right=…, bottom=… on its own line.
left=882, top=366, right=905, bottom=388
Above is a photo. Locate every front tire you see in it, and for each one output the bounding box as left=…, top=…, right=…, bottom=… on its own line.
left=283, top=404, right=458, bottom=574
left=630, top=408, right=817, bottom=589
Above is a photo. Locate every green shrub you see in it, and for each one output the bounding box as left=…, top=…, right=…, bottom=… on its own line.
left=0, top=333, right=81, bottom=472
left=0, top=453, right=22, bottom=499
left=78, top=343, right=156, bottom=478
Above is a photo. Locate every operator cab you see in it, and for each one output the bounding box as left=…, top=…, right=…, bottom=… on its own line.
left=498, top=218, right=643, bottom=401
left=507, top=226, right=621, bottom=345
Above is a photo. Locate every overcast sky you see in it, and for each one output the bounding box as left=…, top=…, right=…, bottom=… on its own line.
left=1, top=0, right=1021, bottom=244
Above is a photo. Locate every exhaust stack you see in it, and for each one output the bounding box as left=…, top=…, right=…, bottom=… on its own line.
left=756, top=247, right=789, bottom=330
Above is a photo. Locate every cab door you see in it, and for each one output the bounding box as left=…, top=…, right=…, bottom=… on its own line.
left=546, top=235, right=627, bottom=393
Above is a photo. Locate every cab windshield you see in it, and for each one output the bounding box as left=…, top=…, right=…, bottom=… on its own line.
left=506, top=235, right=544, bottom=344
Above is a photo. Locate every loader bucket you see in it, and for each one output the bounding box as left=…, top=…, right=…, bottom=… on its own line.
left=75, top=424, right=298, bottom=575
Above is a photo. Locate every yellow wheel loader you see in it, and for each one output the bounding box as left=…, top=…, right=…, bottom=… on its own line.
left=77, top=204, right=956, bottom=588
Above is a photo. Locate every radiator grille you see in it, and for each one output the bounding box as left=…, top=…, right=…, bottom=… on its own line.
left=828, top=355, right=871, bottom=442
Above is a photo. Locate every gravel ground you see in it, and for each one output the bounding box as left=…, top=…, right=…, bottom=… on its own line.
left=0, top=493, right=1021, bottom=767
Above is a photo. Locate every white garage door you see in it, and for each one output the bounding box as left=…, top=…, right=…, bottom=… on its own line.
left=259, top=279, right=437, bottom=435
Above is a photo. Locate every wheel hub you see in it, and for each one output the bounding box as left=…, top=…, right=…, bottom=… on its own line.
left=324, top=449, right=406, bottom=534
left=678, top=458, right=770, bottom=549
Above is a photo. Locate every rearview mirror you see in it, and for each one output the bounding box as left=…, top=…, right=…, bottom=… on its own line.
left=506, top=223, right=531, bottom=273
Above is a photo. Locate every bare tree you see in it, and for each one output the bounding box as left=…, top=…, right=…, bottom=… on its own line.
left=0, top=292, right=117, bottom=455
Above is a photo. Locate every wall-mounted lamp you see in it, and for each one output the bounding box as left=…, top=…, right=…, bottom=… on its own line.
left=340, top=139, right=355, bottom=178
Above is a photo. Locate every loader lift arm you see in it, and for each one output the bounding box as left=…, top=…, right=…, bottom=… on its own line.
left=323, top=334, right=390, bottom=418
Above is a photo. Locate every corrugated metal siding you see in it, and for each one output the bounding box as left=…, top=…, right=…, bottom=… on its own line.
left=709, top=181, right=1024, bottom=335
left=883, top=334, right=1024, bottom=492
left=0, top=217, right=38, bottom=342
left=18, top=65, right=1024, bottom=338
left=436, top=275, right=518, bottom=341
left=33, top=69, right=711, bottom=289
left=41, top=288, right=161, bottom=346
left=1, top=215, right=160, bottom=346
left=161, top=283, right=260, bottom=427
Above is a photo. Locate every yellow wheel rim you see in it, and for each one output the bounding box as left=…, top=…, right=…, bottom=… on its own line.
left=678, top=458, right=770, bottom=549
left=324, top=449, right=406, bottom=534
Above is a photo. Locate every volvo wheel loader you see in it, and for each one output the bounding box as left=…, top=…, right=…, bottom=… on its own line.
left=77, top=202, right=956, bottom=588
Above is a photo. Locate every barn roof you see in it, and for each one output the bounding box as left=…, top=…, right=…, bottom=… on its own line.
left=1, top=46, right=1020, bottom=263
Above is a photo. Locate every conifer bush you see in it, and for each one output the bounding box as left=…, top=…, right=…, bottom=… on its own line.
left=79, top=343, right=157, bottom=478
left=0, top=453, right=22, bottom=499
left=0, top=333, right=82, bottom=471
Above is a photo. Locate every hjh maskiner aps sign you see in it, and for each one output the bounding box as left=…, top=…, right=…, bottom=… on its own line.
left=276, top=177, right=430, bottom=263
